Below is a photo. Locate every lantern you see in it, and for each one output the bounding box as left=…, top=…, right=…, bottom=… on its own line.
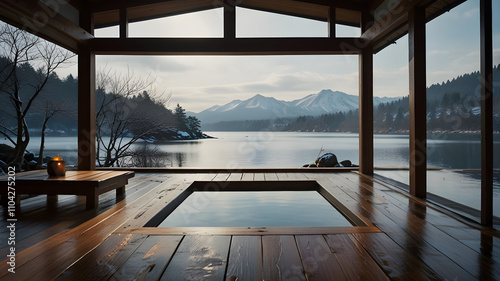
left=47, top=156, right=66, bottom=177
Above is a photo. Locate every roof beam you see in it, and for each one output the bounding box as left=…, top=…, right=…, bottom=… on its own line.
left=90, top=37, right=361, bottom=55
left=92, top=0, right=362, bottom=29
left=90, top=0, right=179, bottom=13
left=89, top=0, right=363, bottom=14
left=360, top=0, right=430, bottom=48
left=293, top=0, right=364, bottom=12
left=0, top=0, right=93, bottom=52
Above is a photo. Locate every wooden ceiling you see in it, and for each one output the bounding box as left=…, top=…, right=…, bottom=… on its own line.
left=0, top=0, right=468, bottom=53
left=88, top=0, right=365, bottom=29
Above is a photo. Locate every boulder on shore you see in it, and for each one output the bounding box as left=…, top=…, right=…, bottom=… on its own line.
left=315, top=153, right=339, bottom=167
left=303, top=153, right=358, bottom=168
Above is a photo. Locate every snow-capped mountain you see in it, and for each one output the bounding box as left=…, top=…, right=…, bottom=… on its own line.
left=194, top=89, right=400, bottom=124
left=291, top=90, right=359, bottom=114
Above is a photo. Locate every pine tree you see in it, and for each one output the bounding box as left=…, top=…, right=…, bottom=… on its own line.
left=174, top=104, right=188, bottom=132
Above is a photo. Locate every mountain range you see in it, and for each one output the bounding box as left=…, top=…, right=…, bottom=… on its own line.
left=193, top=89, right=400, bottom=124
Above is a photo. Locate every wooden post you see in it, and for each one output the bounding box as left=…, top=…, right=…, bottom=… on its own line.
left=328, top=5, right=335, bottom=38
left=359, top=48, right=373, bottom=174
left=119, top=7, right=128, bottom=38
left=78, top=10, right=96, bottom=171
left=224, top=0, right=236, bottom=39
left=359, top=9, right=373, bottom=174
left=480, top=0, right=493, bottom=226
left=408, top=6, right=426, bottom=198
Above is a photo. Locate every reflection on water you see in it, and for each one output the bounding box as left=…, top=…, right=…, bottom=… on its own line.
left=376, top=169, right=500, bottom=217
left=157, top=191, right=353, bottom=227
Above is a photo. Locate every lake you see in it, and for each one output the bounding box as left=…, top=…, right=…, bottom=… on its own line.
left=7, top=131, right=500, bottom=217
left=19, top=132, right=499, bottom=169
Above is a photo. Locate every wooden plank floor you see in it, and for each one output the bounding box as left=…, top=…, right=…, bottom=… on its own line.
left=0, top=171, right=499, bottom=280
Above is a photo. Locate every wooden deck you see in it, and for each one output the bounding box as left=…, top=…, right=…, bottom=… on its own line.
left=0, top=171, right=499, bottom=280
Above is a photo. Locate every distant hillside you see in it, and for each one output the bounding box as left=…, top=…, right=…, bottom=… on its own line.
left=427, top=65, right=500, bottom=102
left=0, top=56, right=202, bottom=139
left=204, top=66, right=500, bottom=133
left=195, top=89, right=400, bottom=125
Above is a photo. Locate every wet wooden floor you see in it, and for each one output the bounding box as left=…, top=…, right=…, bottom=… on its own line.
left=0, top=171, right=499, bottom=280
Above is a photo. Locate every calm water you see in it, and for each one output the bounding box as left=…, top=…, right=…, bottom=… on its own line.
left=10, top=131, right=500, bottom=216
left=19, top=132, right=499, bottom=169
left=157, top=191, right=353, bottom=227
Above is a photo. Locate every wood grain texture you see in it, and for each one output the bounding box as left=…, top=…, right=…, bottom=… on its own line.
left=295, top=235, right=346, bottom=281
left=109, top=235, right=183, bottom=281
left=353, top=233, right=442, bottom=281
left=160, top=235, right=231, bottom=281
left=1, top=171, right=498, bottom=281
left=119, top=226, right=381, bottom=235
left=0, top=175, right=180, bottom=280
left=408, top=5, right=427, bottom=198
left=56, top=234, right=148, bottom=280
left=226, top=236, right=263, bottom=281
left=262, top=235, right=306, bottom=281
left=324, top=234, right=389, bottom=281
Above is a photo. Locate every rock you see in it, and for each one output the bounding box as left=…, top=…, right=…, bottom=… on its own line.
left=315, top=153, right=339, bottom=167
left=28, top=160, right=38, bottom=170
left=24, top=152, right=35, bottom=162
left=340, top=160, right=352, bottom=167
left=43, top=156, right=52, bottom=163
left=305, top=153, right=358, bottom=168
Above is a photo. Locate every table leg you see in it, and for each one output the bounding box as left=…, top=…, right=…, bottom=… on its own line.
left=47, top=195, right=58, bottom=205
left=86, top=190, right=98, bottom=209
left=116, top=185, right=125, bottom=196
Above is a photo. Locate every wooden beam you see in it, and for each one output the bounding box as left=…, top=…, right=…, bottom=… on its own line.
left=223, top=0, right=235, bottom=39
left=90, top=37, right=362, bottom=55
left=78, top=10, right=96, bottom=171
left=480, top=0, right=493, bottom=226
left=119, top=7, right=128, bottom=38
left=294, top=0, right=364, bottom=11
left=359, top=9, right=374, bottom=175
left=328, top=5, right=335, bottom=38
left=90, top=0, right=212, bottom=13
left=408, top=6, right=426, bottom=198
left=0, top=0, right=92, bottom=52
left=360, top=0, right=430, bottom=49
left=89, top=0, right=364, bottom=13
left=359, top=48, right=373, bottom=175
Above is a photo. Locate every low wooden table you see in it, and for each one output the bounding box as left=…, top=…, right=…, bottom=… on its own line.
left=0, top=170, right=134, bottom=209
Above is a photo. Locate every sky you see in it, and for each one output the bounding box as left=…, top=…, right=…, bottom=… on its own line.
left=53, top=0, right=499, bottom=113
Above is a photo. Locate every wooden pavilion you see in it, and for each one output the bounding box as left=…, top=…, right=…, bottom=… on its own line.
left=0, top=0, right=497, bottom=280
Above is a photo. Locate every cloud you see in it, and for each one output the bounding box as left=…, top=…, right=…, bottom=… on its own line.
left=428, top=49, right=450, bottom=56
left=204, top=71, right=358, bottom=96
left=462, top=7, right=479, bottom=19
left=97, top=56, right=193, bottom=74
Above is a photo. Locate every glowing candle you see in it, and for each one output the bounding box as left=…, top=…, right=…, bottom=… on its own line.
left=47, top=156, right=66, bottom=177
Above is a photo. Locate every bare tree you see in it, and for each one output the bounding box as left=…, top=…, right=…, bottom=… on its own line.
left=95, top=68, right=174, bottom=167
left=0, top=23, right=74, bottom=170
left=35, top=98, right=74, bottom=168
